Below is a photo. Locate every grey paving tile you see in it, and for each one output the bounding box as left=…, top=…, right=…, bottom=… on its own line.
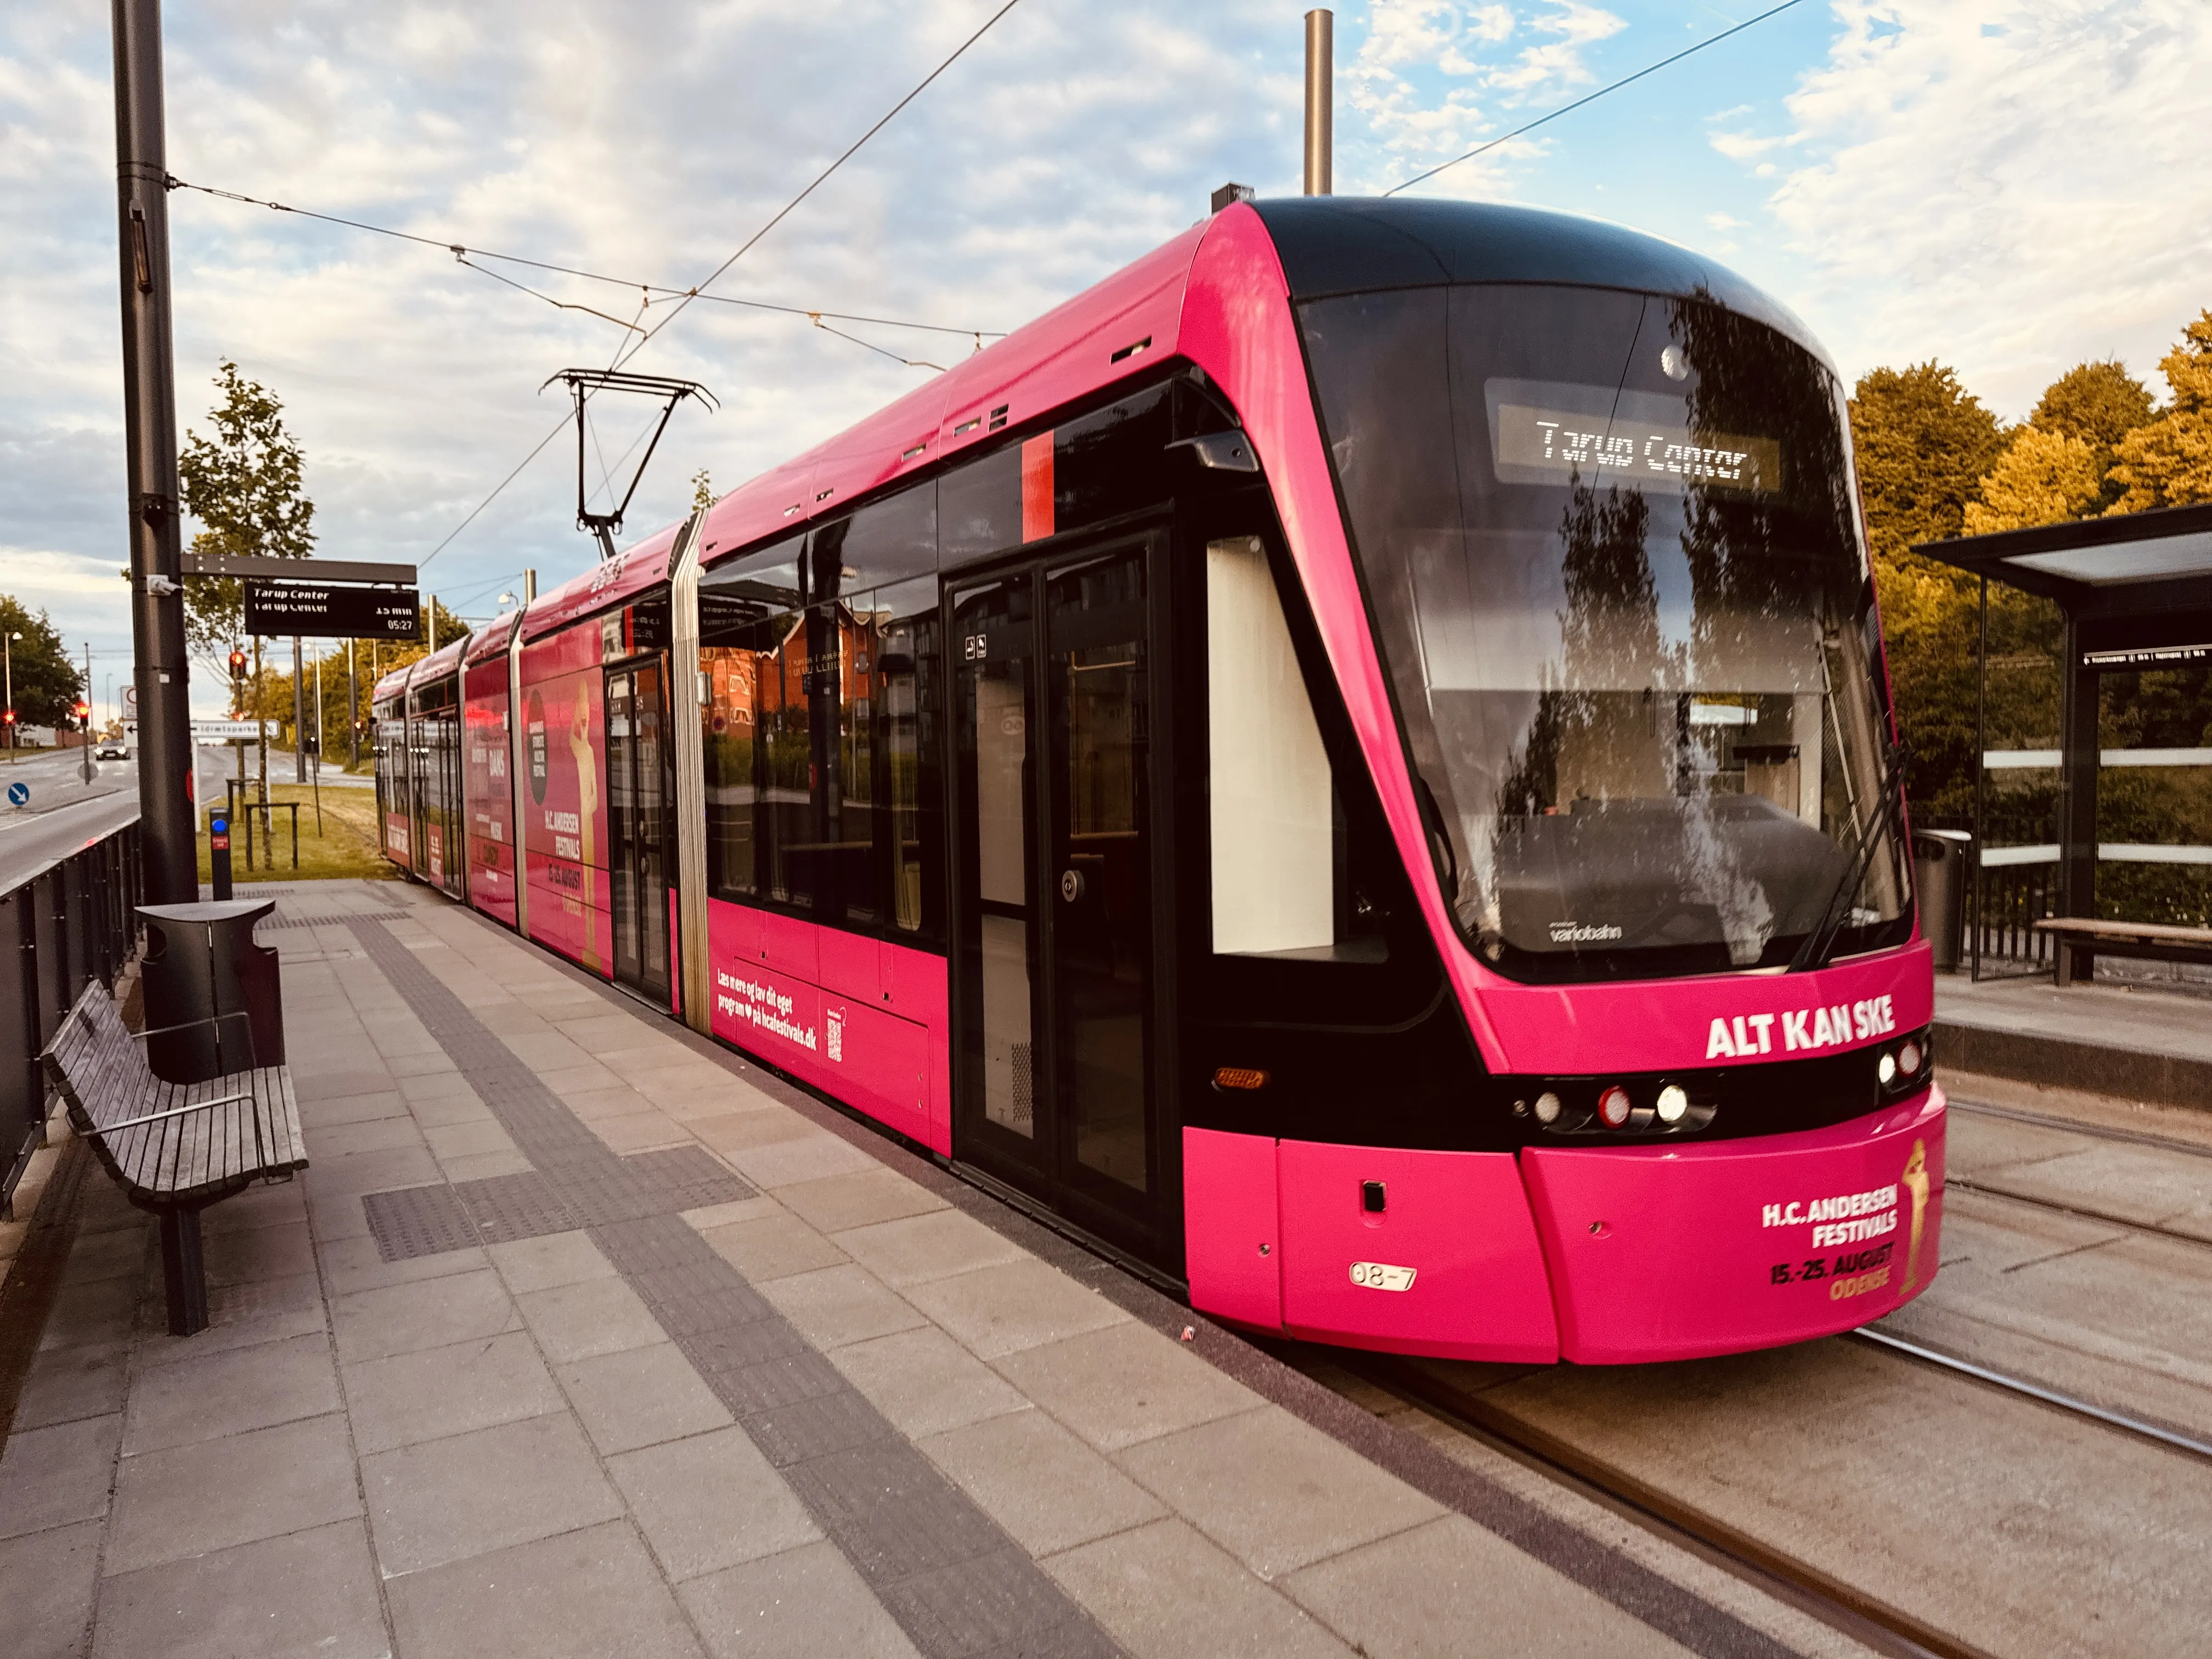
left=0, top=1414, right=120, bottom=1541
left=398, top=1069, right=483, bottom=1105
left=386, top=1517, right=703, bottom=1659
left=1113, top=1406, right=1444, bottom=1580
left=320, top=1232, right=490, bottom=1297
left=309, top=1116, right=430, bottom=1159
left=698, top=1211, right=849, bottom=1283
left=919, top=1406, right=1168, bottom=1557
left=609, top=1427, right=820, bottom=1581
left=516, top=1274, right=665, bottom=1362
left=832, top=1209, right=1031, bottom=1290
left=37, top=1275, right=140, bottom=1352
left=679, top=1195, right=777, bottom=1231
left=304, top=1143, right=442, bottom=1200
left=294, top=1069, right=394, bottom=1103
left=1046, top=1517, right=1356, bottom=1658
left=902, top=1257, right=1130, bottom=1361
left=122, top=1330, right=341, bottom=1454
left=203, top=1218, right=317, bottom=1287
left=346, top=1329, right=566, bottom=1454
left=105, top=1413, right=360, bottom=1576
left=0, top=1517, right=100, bottom=1658
left=12, top=1342, right=130, bottom=1432
left=561, top=1087, right=661, bottom=1124
left=488, top=1229, right=614, bottom=1294
left=718, top=1131, right=881, bottom=1190
left=690, top=1111, right=816, bottom=1159
left=197, top=1182, right=307, bottom=1235
left=991, top=1320, right=1261, bottom=1452
left=827, top=1327, right=1029, bottom=1440
left=774, top=1167, right=949, bottom=1234
left=363, top=1410, right=623, bottom=1577
left=558, top=1342, right=734, bottom=1456
left=425, top=1119, right=520, bottom=1161
left=590, top=1111, right=692, bottom=1156
left=58, top=1224, right=148, bottom=1287
left=439, top=1148, right=536, bottom=1183
left=296, top=1087, right=408, bottom=1128
left=334, top=1267, right=521, bottom=1364
left=1283, top=1513, right=1685, bottom=1659
left=92, top=1518, right=388, bottom=1659
left=678, top=1539, right=920, bottom=1659
left=135, top=1272, right=326, bottom=1365
left=758, top=1263, right=930, bottom=1352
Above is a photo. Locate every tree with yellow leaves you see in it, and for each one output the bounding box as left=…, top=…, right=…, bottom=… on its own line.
left=2108, top=311, right=2212, bottom=512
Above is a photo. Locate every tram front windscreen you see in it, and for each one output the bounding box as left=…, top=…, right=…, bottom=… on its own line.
left=1300, top=283, right=1910, bottom=983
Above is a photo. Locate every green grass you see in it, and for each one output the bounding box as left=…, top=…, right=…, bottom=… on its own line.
left=198, top=783, right=397, bottom=883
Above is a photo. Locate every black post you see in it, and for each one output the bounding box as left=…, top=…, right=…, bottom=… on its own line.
left=114, top=0, right=196, bottom=904
left=159, top=1207, right=208, bottom=1335
left=209, top=812, right=232, bottom=899
left=2056, top=612, right=2099, bottom=983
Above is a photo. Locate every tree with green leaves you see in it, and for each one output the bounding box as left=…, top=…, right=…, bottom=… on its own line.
left=1847, top=363, right=2008, bottom=825
left=0, top=596, right=83, bottom=733
left=177, top=361, right=317, bottom=676
left=691, top=468, right=716, bottom=512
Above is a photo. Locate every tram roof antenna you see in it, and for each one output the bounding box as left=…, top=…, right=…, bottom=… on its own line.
left=540, top=368, right=718, bottom=561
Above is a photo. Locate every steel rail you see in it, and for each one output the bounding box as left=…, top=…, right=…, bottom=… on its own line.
left=1346, top=1354, right=1998, bottom=1659
left=1948, top=1097, right=2212, bottom=1163
left=1849, top=1329, right=2212, bottom=1464
left=1943, top=1173, right=2212, bottom=1251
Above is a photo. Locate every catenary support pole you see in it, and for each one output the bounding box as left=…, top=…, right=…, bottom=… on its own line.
left=292, top=634, right=305, bottom=781
left=114, top=0, right=196, bottom=901
left=1304, top=9, right=1333, bottom=196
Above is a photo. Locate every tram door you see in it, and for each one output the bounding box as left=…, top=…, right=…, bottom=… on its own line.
left=950, top=537, right=1167, bottom=1259
left=605, top=663, right=673, bottom=1003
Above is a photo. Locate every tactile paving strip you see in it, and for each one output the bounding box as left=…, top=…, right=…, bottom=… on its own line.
left=345, top=917, right=1121, bottom=1659
left=364, top=1146, right=748, bottom=1263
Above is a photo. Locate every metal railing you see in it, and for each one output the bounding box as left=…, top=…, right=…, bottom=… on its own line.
left=2, top=822, right=143, bottom=1211
left=1970, top=860, right=2056, bottom=980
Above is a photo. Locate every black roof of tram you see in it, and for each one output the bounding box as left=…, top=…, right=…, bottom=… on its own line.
left=1250, top=198, right=1831, bottom=369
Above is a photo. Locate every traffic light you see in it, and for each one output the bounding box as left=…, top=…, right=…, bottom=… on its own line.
left=72, top=699, right=90, bottom=723
left=228, top=649, right=247, bottom=679
left=1, top=709, right=13, bottom=726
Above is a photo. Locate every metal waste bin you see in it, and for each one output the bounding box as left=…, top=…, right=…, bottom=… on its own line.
left=1912, top=830, right=1972, bottom=972
left=136, top=900, right=284, bottom=1084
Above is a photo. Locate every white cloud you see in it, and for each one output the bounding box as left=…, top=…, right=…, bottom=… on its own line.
left=1760, top=0, right=2212, bottom=414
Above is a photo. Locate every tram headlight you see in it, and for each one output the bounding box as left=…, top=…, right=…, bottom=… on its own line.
left=1655, top=1084, right=1689, bottom=1125
left=1877, top=1051, right=1897, bottom=1086
left=1596, top=1085, right=1633, bottom=1130
left=1533, top=1091, right=1564, bottom=1125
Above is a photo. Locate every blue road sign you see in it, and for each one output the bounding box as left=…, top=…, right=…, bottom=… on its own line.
left=6, top=782, right=28, bottom=807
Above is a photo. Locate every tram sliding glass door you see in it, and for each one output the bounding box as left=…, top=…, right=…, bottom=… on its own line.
left=606, top=662, right=673, bottom=1003
left=951, top=536, right=1167, bottom=1259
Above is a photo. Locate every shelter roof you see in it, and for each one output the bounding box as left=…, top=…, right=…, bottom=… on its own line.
left=1913, top=503, right=2212, bottom=618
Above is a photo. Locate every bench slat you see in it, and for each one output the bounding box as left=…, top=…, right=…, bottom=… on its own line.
left=41, top=985, right=309, bottom=1209
left=2035, top=917, right=2212, bottom=946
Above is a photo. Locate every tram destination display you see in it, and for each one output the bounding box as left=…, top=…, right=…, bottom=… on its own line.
left=244, top=580, right=420, bottom=640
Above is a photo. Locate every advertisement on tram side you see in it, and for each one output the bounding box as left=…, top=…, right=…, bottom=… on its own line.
left=520, top=625, right=610, bottom=974
left=464, top=665, right=516, bottom=927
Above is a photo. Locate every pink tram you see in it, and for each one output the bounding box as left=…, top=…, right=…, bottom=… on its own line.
left=375, top=198, right=1944, bottom=1364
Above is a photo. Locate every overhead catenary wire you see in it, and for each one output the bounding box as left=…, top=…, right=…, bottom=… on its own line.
left=165, top=176, right=1003, bottom=341
left=412, top=0, right=1030, bottom=571
left=609, top=0, right=1030, bottom=374
left=1384, top=0, right=1808, bottom=196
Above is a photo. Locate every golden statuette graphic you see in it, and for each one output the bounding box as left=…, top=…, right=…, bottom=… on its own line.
left=1900, top=1139, right=1931, bottom=1289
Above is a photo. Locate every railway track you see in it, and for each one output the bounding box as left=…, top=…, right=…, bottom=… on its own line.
left=1324, top=1301, right=2212, bottom=1659
left=1948, top=1097, right=2212, bottom=1162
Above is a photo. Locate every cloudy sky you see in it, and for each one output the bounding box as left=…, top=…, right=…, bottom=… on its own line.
left=4, top=0, right=2207, bottom=717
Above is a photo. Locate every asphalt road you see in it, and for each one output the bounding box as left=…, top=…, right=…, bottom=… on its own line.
left=0, top=749, right=141, bottom=891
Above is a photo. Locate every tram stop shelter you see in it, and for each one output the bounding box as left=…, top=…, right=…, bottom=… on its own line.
left=1912, top=500, right=2212, bottom=981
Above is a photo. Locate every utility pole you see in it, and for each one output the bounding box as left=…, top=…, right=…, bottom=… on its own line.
left=81, top=643, right=97, bottom=783
left=114, top=0, right=196, bottom=901
left=1304, top=9, right=1333, bottom=196
left=347, top=638, right=357, bottom=768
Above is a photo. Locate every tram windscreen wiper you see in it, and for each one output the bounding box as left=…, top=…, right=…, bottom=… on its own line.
left=1788, top=742, right=1907, bottom=974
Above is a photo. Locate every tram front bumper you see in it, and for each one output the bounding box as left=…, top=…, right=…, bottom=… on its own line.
left=1520, top=1088, right=1945, bottom=1365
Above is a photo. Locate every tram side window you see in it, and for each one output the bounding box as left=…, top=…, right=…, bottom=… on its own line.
left=1207, top=536, right=1382, bottom=962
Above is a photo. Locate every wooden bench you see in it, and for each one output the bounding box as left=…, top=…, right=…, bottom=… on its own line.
left=2035, top=916, right=2212, bottom=987
left=40, top=984, right=308, bottom=1335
